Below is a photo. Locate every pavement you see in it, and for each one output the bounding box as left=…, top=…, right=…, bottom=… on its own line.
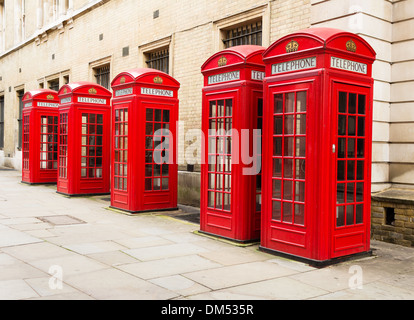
left=0, top=167, right=414, bottom=301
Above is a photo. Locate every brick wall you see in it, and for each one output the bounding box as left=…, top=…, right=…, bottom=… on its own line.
left=372, top=199, right=414, bottom=247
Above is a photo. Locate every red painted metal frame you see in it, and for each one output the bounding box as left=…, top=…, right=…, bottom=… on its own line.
left=260, top=28, right=376, bottom=265
left=110, top=68, right=180, bottom=213
left=57, top=82, right=112, bottom=196
left=201, top=45, right=265, bottom=242
left=22, top=89, right=59, bottom=184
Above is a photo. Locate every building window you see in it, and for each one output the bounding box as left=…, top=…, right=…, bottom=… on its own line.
left=0, top=96, right=4, bottom=149
left=17, top=90, right=24, bottom=149
left=145, top=48, right=169, bottom=74
left=48, top=79, right=59, bottom=92
left=94, top=64, right=110, bottom=90
left=222, top=20, right=262, bottom=48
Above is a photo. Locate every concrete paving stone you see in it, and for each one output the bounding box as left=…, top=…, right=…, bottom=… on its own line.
left=185, top=291, right=268, bottom=300
left=0, top=260, right=48, bottom=282
left=117, top=254, right=222, bottom=280
left=149, top=275, right=211, bottom=297
left=62, top=240, right=128, bottom=255
left=2, top=242, right=73, bottom=262
left=122, top=243, right=208, bottom=261
left=0, top=217, right=43, bottom=226
left=212, top=277, right=329, bottom=300
left=86, top=251, right=139, bottom=266
left=289, top=265, right=358, bottom=292
left=28, top=254, right=109, bottom=277
left=24, top=276, right=80, bottom=298
left=183, top=261, right=300, bottom=290
left=0, top=280, right=40, bottom=300
left=64, top=268, right=179, bottom=300
left=28, top=291, right=96, bottom=300
left=266, top=256, right=316, bottom=273
left=114, top=236, right=174, bottom=249
left=198, top=246, right=271, bottom=266
left=0, top=225, right=43, bottom=248
left=25, top=229, right=56, bottom=238
left=314, top=280, right=414, bottom=300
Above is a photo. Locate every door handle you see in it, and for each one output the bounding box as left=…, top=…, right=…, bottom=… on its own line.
left=332, top=144, right=336, bottom=154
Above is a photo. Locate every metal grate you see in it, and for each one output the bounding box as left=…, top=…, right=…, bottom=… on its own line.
left=95, top=65, right=110, bottom=90
left=146, top=49, right=169, bottom=74
left=223, top=20, right=262, bottom=48
left=48, top=80, right=60, bottom=92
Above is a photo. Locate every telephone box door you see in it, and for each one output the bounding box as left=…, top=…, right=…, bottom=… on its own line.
left=331, top=82, right=371, bottom=258
left=203, top=92, right=236, bottom=238
left=262, top=81, right=316, bottom=259
left=143, top=101, right=177, bottom=207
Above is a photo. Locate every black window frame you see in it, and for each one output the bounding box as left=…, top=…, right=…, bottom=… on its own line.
left=145, top=48, right=169, bottom=74
left=94, top=64, right=111, bottom=90
left=222, top=20, right=262, bottom=49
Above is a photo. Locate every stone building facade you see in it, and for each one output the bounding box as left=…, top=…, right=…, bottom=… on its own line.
left=0, top=0, right=413, bottom=245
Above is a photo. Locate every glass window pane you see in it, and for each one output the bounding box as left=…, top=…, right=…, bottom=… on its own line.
left=339, top=92, right=347, bottom=113
left=358, top=95, right=366, bottom=115
left=295, top=204, right=305, bottom=225
left=285, top=93, right=295, bottom=113
left=274, top=94, right=283, bottom=114
left=283, top=202, right=293, bottom=223
left=346, top=205, right=355, bottom=225
left=349, top=93, right=357, bottom=114
left=337, top=206, right=345, bottom=226
left=296, top=91, right=307, bottom=112
left=283, top=180, right=293, bottom=200
left=272, top=201, right=281, bottom=221
left=272, top=179, right=281, bottom=199
left=284, top=137, right=294, bottom=156
left=296, top=114, right=306, bottom=135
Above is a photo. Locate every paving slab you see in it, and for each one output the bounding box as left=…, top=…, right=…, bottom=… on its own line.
left=183, top=261, right=299, bottom=290
left=1, top=169, right=414, bottom=300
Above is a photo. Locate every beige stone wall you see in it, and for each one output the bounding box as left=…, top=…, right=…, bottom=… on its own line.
left=309, top=0, right=397, bottom=193
left=0, top=0, right=312, bottom=172
left=389, top=0, right=414, bottom=187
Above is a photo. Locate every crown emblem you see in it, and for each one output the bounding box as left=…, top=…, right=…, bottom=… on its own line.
left=346, top=39, right=357, bottom=52
left=153, top=76, right=163, bottom=84
left=286, top=40, right=299, bottom=53
left=63, top=88, right=68, bottom=94
left=120, top=77, right=126, bottom=84
left=218, top=56, right=227, bottom=67
left=88, top=88, right=97, bottom=94
left=46, top=94, right=54, bottom=100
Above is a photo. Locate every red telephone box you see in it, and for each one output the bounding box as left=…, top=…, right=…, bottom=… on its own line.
left=21, top=89, right=59, bottom=184
left=57, top=82, right=112, bottom=196
left=260, top=28, right=376, bottom=265
left=110, top=68, right=180, bottom=213
left=200, top=45, right=265, bottom=242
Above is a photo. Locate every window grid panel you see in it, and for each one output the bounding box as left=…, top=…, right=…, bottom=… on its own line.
left=59, top=113, right=68, bottom=179
left=272, top=91, right=307, bottom=226
left=114, top=108, right=128, bottom=191
left=40, top=116, right=58, bottom=170
left=207, top=99, right=232, bottom=212
left=81, top=113, right=104, bottom=179
left=256, top=98, right=263, bottom=213
left=145, top=108, right=171, bottom=192
left=23, top=115, right=30, bottom=170
left=336, top=92, right=366, bottom=227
